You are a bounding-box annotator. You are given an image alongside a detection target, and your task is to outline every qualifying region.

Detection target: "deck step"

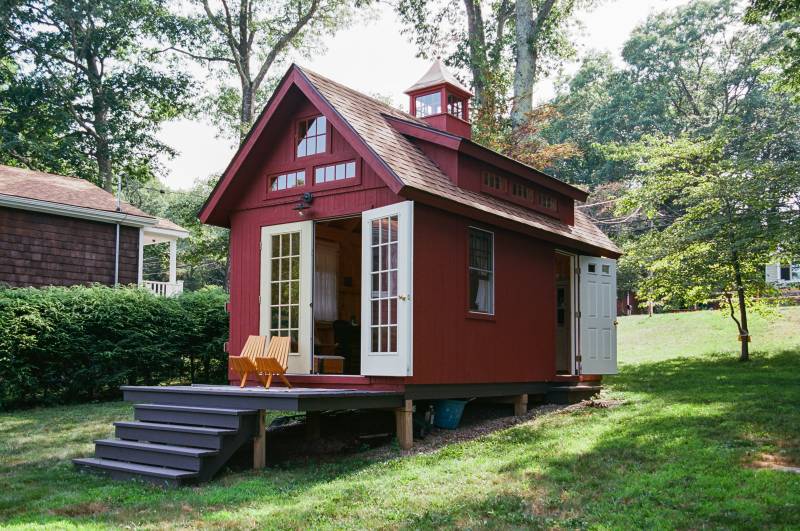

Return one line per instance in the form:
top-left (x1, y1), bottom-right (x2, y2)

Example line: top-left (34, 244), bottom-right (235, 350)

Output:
top-left (114, 421), bottom-right (235, 450)
top-left (134, 403), bottom-right (257, 429)
top-left (73, 457), bottom-right (198, 487)
top-left (94, 439), bottom-right (218, 472)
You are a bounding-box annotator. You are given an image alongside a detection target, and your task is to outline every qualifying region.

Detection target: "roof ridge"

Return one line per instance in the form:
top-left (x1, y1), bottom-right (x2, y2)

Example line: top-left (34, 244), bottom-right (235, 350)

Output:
top-left (295, 65), bottom-right (427, 125)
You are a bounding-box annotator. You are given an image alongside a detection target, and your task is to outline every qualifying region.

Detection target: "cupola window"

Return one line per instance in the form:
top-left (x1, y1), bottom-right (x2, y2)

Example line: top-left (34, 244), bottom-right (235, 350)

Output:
top-left (447, 94), bottom-right (464, 119)
top-left (415, 92), bottom-right (441, 118)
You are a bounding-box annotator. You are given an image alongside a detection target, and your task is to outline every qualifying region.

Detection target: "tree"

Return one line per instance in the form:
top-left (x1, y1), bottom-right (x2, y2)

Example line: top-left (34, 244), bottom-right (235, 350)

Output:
top-left (1, 0), bottom-right (194, 191)
top-left (607, 129), bottom-right (800, 362)
top-left (746, 0), bottom-right (800, 95)
top-left (545, 0), bottom-right (791, 184)
top-left (167, 0), bottom-right (369, 142)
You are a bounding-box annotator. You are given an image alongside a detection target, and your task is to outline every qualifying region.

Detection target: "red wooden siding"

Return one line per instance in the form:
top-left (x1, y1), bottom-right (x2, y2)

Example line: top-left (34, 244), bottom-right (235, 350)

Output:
top-left (410, 203), bottom-right (557, 384)
top-left (225, 94), bottom-right (400, 360)
top-left (0, 206), bottom-right (139, 287)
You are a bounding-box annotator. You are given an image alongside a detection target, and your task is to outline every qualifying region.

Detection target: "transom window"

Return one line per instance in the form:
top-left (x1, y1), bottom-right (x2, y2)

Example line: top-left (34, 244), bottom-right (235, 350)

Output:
top-left (415, 92), bottom-right (441, 118)
top-left (315, 160), bottom-right (356, 184)
top-left (447, 94), bottom-right (464, 119)
top-left (270, 170), bottom-right (305, 192)
top-left (370, 215), bottom-right (399, 353)
top-left (270, 232), bottom-right (300, 352)
top-left (469, 228), bottom-right (494, 314)
top-left (483, 172), bottom-right (506, 192)
top-left (297, 115), bottom-right (327, 158)
top-left (511, 182), bottom-right (533, 201)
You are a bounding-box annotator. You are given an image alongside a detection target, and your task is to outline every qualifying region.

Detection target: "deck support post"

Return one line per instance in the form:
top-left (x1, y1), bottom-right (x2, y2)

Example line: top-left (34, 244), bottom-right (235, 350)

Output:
top-left (513, 394), bottom-right (528, 417)
top-left (253, 410), bottom-right (266, 469)
top-left (395, 399), bottom-right (413, 450)
top-left (305, 411), bottom-right (321, 440)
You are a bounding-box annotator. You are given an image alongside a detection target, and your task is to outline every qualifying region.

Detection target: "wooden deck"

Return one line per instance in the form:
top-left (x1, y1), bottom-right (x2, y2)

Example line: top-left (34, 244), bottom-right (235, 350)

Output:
top-left (121, 384), bottom-right (405, 411)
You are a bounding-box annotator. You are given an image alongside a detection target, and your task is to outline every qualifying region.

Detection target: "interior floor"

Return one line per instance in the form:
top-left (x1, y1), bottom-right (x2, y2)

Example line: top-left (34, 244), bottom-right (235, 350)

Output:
top-left (313, 217), bottom-right (362, 375)
top-left (555, 253), bottom-right (573, 374)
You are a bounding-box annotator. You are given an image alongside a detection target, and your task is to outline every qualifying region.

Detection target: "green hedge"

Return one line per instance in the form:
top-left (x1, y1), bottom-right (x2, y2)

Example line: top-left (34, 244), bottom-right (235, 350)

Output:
top-left (0, 285), bottom-right (229, 410)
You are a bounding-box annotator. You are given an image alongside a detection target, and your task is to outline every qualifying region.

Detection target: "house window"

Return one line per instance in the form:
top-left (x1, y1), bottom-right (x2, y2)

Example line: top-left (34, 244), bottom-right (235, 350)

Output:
top-left (297, 115), bottom-right (327, 157)
top-left (447, 94), bottom-right (464, 119)
top-left (780, 265), bottom-right (791, 281)
top-left (511, 182), bottom-right (533, 202)
top-left (469, 228), bottom-right (494, 314)
top-left (483, 172), bottom-right (506, 192)
top-left (314, 160), bottom-right (356, 184)
top-left (415, 92), bottom-right (441, 118)
top-left (538, 192), bottom-right (557, 211)
top-left (270, 170), bottom-right (306, 192)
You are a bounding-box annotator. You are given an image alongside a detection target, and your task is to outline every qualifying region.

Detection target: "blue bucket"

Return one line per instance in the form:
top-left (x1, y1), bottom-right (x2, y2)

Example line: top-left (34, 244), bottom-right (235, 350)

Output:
top-left (433, 400), bottom-right (468, 429)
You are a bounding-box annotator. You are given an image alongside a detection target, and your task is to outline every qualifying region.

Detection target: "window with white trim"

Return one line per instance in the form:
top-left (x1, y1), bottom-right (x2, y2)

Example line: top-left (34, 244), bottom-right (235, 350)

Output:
top-left (297, 115), bottom-right (327, 157)
top-left (270, 170), bottom-right (305, 192)
top-left (314, 160), bottom-right (356, 184)
top-left (469, 228), bottom-right (494, 314)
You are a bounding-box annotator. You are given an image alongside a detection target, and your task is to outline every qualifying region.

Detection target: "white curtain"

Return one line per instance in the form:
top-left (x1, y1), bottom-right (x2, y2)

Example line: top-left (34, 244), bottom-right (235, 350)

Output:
top-left (314, 241), bottom-right (338, 321)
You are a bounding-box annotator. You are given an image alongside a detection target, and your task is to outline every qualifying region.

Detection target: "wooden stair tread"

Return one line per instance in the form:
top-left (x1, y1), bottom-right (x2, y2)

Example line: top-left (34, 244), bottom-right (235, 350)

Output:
top-left (94, 439), bottom-right (219, 457)
top-left (134, 404), bottom-right (258, 416)
top-left (73, 457), bottom-right (198, 479)
top-left (114, 421), bottom-right (236, 435)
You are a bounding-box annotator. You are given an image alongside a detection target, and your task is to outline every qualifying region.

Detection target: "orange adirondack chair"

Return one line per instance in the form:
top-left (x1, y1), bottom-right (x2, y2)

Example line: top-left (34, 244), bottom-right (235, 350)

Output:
top-left (229, 335), bottom-right (292, 389)
top-left (255, 336), bottom-right (292, 389)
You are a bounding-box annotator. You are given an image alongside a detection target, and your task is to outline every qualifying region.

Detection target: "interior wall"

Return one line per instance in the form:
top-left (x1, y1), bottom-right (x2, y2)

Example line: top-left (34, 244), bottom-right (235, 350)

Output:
top-left (313, 218), bottom-right (362, 374)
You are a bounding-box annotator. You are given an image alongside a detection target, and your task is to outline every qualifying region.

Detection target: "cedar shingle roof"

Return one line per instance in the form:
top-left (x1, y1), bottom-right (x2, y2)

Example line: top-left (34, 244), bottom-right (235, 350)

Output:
top-left (298, 67), bottom-right (620, 256)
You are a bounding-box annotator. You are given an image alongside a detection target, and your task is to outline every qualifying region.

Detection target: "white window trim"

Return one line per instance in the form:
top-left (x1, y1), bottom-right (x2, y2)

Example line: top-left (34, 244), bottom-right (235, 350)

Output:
top-left (468, 226), bottom-right (495, 316)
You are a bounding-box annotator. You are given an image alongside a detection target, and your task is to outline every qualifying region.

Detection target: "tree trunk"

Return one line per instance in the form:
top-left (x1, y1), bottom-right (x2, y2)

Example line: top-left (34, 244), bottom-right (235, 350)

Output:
top-left (512, 0), bottom-right (535, 129)
top-left (463, 0), bottom-right (487, 106)
top-left (240, 82), bottom-right (254, 143)
top-left (732, 251), bottom-right (750, 362)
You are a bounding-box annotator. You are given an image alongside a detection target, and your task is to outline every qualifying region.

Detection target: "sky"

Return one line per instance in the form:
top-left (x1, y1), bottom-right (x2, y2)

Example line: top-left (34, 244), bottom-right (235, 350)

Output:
top-left (157, 0), bottom-right (692, 190)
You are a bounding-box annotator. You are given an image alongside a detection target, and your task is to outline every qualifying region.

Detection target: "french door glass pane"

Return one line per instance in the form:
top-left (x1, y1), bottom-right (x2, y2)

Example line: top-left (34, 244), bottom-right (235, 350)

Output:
top-left (368, 214), bottom-right (399, 353)
top-left (270, 231), bottom-right (301, 354)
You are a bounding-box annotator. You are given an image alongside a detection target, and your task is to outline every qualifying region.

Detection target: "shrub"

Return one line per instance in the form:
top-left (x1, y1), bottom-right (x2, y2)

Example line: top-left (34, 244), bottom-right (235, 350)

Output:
top-left (0, 285), bottom-right (229, 410)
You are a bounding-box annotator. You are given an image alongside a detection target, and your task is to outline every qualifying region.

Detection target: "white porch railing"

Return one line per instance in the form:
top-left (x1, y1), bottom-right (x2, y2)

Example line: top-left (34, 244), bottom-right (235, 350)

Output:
top-left (143, 280), bottom-right (184, 297)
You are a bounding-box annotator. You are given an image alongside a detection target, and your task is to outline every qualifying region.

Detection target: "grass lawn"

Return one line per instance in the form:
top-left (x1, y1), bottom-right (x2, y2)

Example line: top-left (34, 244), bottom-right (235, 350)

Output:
top-left (1, 307), bottom-right (799, 529)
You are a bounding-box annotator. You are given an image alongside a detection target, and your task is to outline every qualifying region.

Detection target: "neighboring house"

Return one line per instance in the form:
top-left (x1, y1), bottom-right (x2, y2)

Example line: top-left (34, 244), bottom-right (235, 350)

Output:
top-left (200, 60), bottom-right (622, 385)
top-left (766, 263), bottom-right (800, 286)
top-left (0, 165), bottom-right (188, 295)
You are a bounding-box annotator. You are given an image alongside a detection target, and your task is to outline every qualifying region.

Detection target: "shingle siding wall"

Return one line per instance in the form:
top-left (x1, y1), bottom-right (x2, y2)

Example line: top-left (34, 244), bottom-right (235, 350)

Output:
top-left (0, 206), bottom-right (140, 288)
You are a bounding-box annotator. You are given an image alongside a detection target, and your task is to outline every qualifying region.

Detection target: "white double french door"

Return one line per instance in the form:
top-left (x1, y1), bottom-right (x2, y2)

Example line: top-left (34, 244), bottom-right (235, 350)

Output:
top-left (258, 201), bottom-right (414, 377)
top-left (260, 221), bottom-right (313, 374)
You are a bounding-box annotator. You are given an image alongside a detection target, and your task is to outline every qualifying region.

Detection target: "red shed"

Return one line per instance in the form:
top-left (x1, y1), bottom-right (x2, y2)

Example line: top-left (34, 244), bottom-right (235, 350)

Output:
top-left (199, 60), bottom-right (621, 399)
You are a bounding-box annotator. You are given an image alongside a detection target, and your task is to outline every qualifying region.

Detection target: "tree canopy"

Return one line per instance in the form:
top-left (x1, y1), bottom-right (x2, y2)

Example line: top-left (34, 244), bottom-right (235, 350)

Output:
top-left (1, 0), bottom-right (194, 190)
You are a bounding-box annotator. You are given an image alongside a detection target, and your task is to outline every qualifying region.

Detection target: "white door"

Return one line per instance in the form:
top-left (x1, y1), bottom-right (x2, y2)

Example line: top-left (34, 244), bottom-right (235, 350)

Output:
top-left (361, 201), bottom-right (414, 376)
top-left (578, 256), bottom-right (618, 374)
top-left (260, 221), bottom-right (313, 374)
